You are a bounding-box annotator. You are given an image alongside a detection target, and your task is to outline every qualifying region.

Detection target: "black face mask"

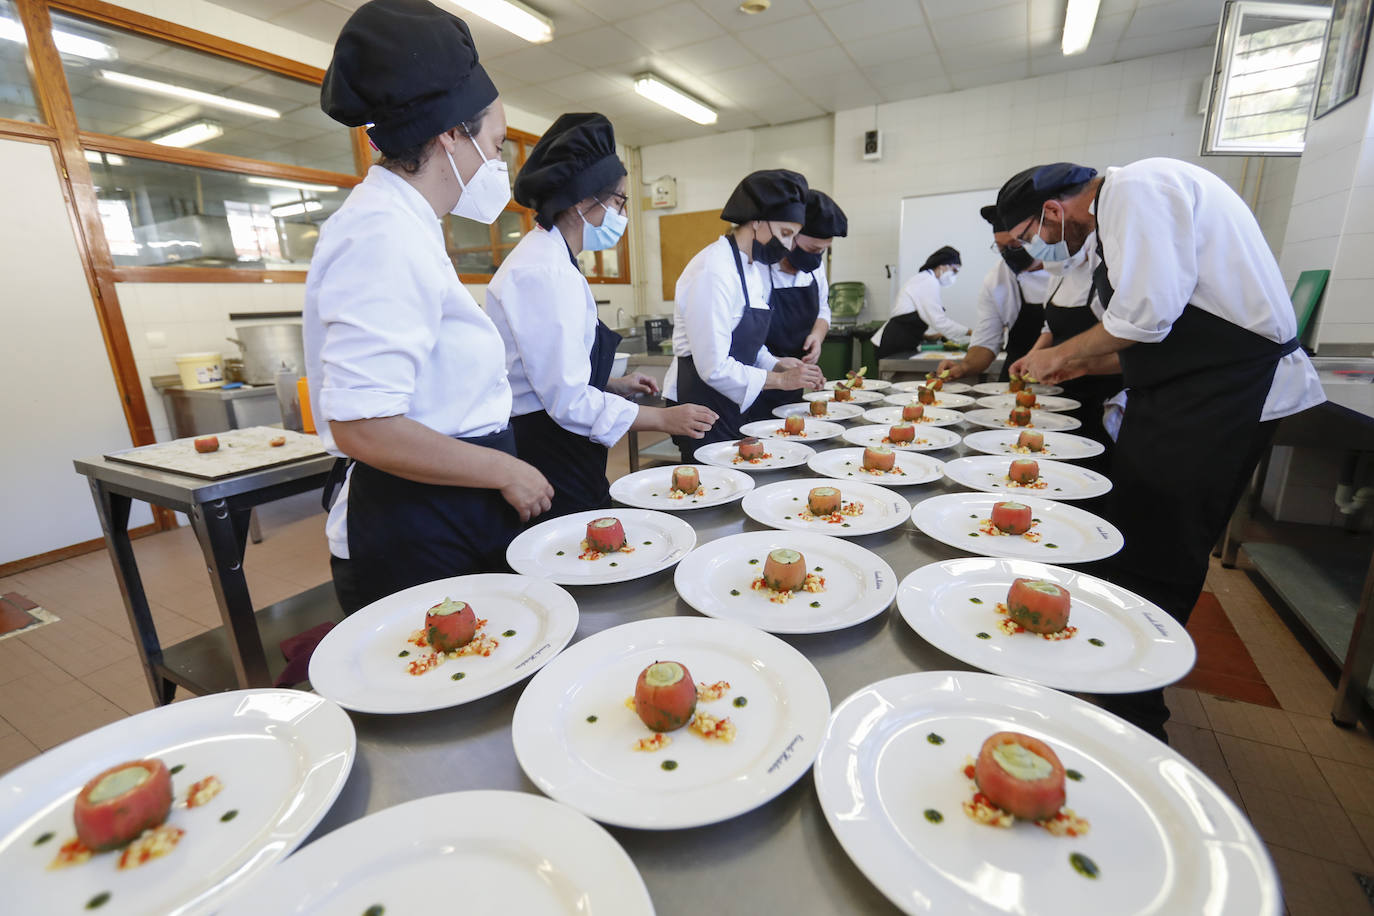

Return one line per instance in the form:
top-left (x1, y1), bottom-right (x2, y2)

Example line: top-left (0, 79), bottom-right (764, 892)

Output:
top-left (1000, 244), bottom-right (1035, 274)
top-left (751, 222), bottom-right (790, 265)
top-left (786, 246), bottom-right (823, 273)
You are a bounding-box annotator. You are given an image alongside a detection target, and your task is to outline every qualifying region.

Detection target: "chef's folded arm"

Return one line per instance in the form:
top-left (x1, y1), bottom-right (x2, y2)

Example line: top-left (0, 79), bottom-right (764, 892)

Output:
top-left (680, 268), bottom-right (769, 410)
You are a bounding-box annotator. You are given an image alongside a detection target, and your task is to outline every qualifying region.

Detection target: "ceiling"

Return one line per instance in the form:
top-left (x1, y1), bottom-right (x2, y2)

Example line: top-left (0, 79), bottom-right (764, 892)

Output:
top-left (216, 0), bottom-right (1236, 146)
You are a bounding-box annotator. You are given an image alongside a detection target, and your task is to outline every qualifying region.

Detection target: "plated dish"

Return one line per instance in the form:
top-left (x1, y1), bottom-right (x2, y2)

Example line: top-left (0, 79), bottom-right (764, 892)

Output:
top-left (609, 464), bottom-right (754, 511)
top-left (739, 417), bottom-right (846, 443)
top-left (693, 438), bottom-right (816, 471)
top-left (910, 492), bottom-right (1124, 564)
top-left (963, 408), bottom-right (1082, 432)
top-left (843, 424), bottom-right (962, 452)
top-left (506, 509), bottom-right (696, 585)
top-left (807, 447), bottom-right (944, 487)
top-left (941, 455), bottom-right (1112, 501)
top-left (961, 429), bottom-right (1106, 461)
top-left (742, 477), bottom-right (912, 537)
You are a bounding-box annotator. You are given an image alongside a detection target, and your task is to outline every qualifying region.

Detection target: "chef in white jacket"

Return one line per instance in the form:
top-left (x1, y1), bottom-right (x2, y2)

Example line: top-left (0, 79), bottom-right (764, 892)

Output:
top-left (1000, 157), bottom-right (1325, 741)
top-left (487, 112), bottom-right (715, 517)
top-left (873, 246), bottom-right (968, 358)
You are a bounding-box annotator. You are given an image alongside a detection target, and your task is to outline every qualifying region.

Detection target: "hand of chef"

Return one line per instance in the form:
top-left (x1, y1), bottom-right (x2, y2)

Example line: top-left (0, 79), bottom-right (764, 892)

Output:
top-left (801, 331), bottom-right (824, 364)
top-left (501, 459), bottom-right (554, 523)
top-left (936, 358), bottom-right (966, 379)
top-left (609, 372), bottom-right (660, 397)
top-left (662, 404), bottom-right (718, 439)
top-left (1013, 346), bottom-right (1070, 385)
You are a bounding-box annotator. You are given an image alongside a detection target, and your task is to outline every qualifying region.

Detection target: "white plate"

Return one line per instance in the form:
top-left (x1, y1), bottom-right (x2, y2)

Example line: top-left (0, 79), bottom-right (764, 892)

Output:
top-left (843, 424), bottom-right (962, 452)
top-left (0, 690), bottom-right (354, 916)
top-left (610, 464), bottom-right (754, 511)
top-left (674, 531), bottom-right (897, 634)
top-left (772, 401), bottom-right (866, 421)
top-left (942, 455), bottom-right (1112, 501)
top-left (896, 558), bottom-right (1196, 693)
top-left (742, 477), bottom-right (911, 537)
top-left (694, 438), bottom-right (816, 471)
top-left (882, 391), bottom-right (976, 410)
top-left (217, 791), bottom-right (654, 916)
top-left (814, 671), bottom-right (1277, 916)
top-left (512, 617), bottom-right (831, 830)
top-left (739, 417), bottom-right (846, 442)
top-left (862, 406), bottom-right (966, 428)
top-left (506, 509), bottom-right (697, 585)
top-left (971, 381), bottom-right (1064, 396)
top-left (808, 447), bottom-right (945, 487)
top-left (911, 492), bottom-right (1124, 563)
top-left (804, 388), bottom-right (884, 404)
top-left (975, 393), bottom-right (1082, 412)
top-left (963, 408), bottom-right (1082, 432)
top-left (961, 429), bottom-right (1106, 461)
top-left (892, 380), bottom-right (972, 394)
top-left (825, 377), bottom-right (892, 391)
top-left (308, 574), bottom-right (579, 714)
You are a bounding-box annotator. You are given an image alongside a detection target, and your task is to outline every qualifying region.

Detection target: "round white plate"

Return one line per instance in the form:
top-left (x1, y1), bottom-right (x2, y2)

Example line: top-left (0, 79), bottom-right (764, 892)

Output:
top-left (674, 531), bottom-right (897, 634)
top-left (309, 574), bottom-right (579, 714)
top-left (962, 429), bottom-right (1106, 461)
top-left (814, 672), bottom-right (1278, 916)
top-left (512, 617), bottom-right (831, 830)
top-left (0, 690), bottom-right (354, 916)
top-left (843, 424), bottom-right (962, 452)
top-left (971, 381), bottom-right (1064, 396)
top-left (772, 401), bottom-right (866, 422)
top-left (862, 406), bottom-right (966, 428)
top-left (897, 558), bottom-right (1196, 693)
top-left (892, 380), bottom-right (972, 394)
top-left (506, 509), bottom-right (696, 585)
top-left (217, 791), bottom-right (654, 916)
top-left (911, 492), bottom-right (1123, 564)
top-left (883, 391), bottom-right (976, 410)
top-left (942, 455), bottom-right (1112, 501)
top-left (694, 438), bottom-right (816, 471)
top-left (742, 477), bottom-right (911, 537)
top-left (610, 464), bottom-right (754, 511)
top-left (975, 393), bottom-right (1082, 412)
top-left (740, 417), bottom-right (845, 442)
top-left (963, 408), bottom-right (1082, 432)
top-left (808, 447), bottom-right (945, 487)
top-left (825, 377), bottom-right (892, 391)
top-left (805, 388), bottom-right (884, 405)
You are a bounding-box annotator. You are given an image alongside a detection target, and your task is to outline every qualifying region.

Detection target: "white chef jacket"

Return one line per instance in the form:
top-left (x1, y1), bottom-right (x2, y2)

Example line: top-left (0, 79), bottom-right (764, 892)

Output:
top-left (664, 235), bottom-right (780, 411)
top-left (486, 226), bottom-right (639, 447)
top-left (1095, 159), bottom-right (1323, 421)
top-left (304, 165), bottom-right (513, 559)
top-left (969, 262), bottom-right (1052, 353)
top-left (1039, 233), bottom-right (1104, 332)
top-left (873, 269), bottom-right (969, 347)
top-left (768, 259), bottom-right (832, 326)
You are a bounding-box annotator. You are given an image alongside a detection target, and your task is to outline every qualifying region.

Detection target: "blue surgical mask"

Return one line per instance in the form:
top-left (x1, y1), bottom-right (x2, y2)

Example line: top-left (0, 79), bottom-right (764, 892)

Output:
top-left (581, 199), bottom-right (627, 251)
top-left (1025, 206), bottom-right (1070, 262)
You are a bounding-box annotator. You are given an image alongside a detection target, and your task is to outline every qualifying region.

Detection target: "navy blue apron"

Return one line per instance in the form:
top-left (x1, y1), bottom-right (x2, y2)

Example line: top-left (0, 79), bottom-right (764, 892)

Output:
top-left (671, 236), bottom-right (773, 460)
top-left (1043, 279), bottom-right (1122, 469)
top-left (874, 288), bottom-right (930, 360)
top-left (511, 317), bottom-right (621, 519)
top-left (997, 278), bottom-right (1045, 382)
top-left (747, 272), bottom-right (820, 421)
top-left (339, 427), bottom-right (523, 614)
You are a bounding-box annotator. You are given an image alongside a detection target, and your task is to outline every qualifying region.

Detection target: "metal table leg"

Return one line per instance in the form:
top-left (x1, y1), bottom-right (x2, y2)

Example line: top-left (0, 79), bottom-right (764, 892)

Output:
top-left (189, 497), bottom-right (271, 688)
top-left (249, 508), bottom-right (263, 544)
top-left (1333, 544), bottom-right (1374, 725)
top-left (88, 480), bottom-right (176, 706)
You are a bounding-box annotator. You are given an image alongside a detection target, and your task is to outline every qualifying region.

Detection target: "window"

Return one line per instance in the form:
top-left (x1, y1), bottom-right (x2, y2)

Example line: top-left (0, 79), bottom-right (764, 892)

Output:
top-left (1202, 1), bottom-right (1333, 156)
top-left (0, 0), bottom-right (43, 124)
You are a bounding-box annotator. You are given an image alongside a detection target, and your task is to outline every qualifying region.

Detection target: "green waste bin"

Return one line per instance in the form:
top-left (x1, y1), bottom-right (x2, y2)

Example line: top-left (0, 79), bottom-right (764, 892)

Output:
top-left (818, 336), bottom-right (850, 380)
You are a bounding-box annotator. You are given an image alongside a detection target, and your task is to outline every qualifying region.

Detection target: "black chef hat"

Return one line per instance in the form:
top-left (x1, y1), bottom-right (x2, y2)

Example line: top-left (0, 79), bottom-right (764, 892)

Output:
top-left (720, 169), bottom-right (808, 225)
top-left (321, 0), bottom-right (499, 157)
top-left (514, 113), bottom-right (626, 229)
top-left (919, 246), bottom-right (961, 272)
top-left (980, 204), bottom-right (1006, 233)
top-left (996, 162), bottom-right (1098, 232)
top-left (802, 190), bottom-right (847, 239)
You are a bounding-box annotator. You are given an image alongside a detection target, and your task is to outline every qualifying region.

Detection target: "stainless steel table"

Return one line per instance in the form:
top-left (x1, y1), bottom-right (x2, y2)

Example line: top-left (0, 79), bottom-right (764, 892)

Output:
top-left (310, 432), bottom-right (992, 916)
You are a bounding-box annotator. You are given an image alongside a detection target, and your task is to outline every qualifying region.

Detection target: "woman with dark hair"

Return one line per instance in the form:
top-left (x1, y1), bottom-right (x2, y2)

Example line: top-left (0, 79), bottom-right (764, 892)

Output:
top-left (873, 245), bottom-right (968, 359)
top-left (486, 113), bottom-right (716, 517)
top-left (304, 0), bottom-right (553, 614)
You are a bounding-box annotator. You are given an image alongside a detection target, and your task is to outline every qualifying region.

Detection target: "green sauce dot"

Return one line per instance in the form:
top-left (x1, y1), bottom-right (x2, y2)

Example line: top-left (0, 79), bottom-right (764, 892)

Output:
top-left (809, 601), bottom-right (821, 608)
top-left (1088, 638), bottom-right (1104, 647)
top-left (976, 632), bottom-right (991, 639)
top-left (926, 732), bottom-right (944, 745)
top-left (969, 513), bottom-right (978, 519)
top-left (220, 809), bottom-right (238, 822)
top-left (968, 532), bottom-right (980, 538)
top-left (749, 558), bottom-right (760, 564)
top-left (1066, 769), bottom-right (1083, 781)
top-left (729, 589), bottom-right (740, 596)
top-left (661, 760), bottom-right (678, 771)
top-left (969, 597), bottom-right (983, 604)
top-left (733, 696), bottom-right (748, 707)
top-left (814, 566), bottom-right (823, 572)
top-left (924, 809), bottom-right (944, 824)
top-left (609, 562), bottom-right (618, 567)
top-left (33, 831), bottom-right (53, 846)
top-left (502, 629), bottom-right (516, 637)
top-left (643, 540), bottom-right (652, 545)
top-left (1070, 852), bottom-right (1099, 879)
top-left (169, 764), bottom-right (185, 776)
top-left (1046, 543), bottom-right (1059, 549)
top-left (556, 550), bottom-right (565, 556)
top-left (586, 715), bottom-right (598, 723)
top-left (86, 892), bottom-right (111, 910)
top-left (398, 650), bottom-right (410, 658)
top-left (364, 906), bottom-right (386, 916)
top-left (451, 672), bottom-right (465, 681)
top-left (842, 523), bottom-right (851, 527)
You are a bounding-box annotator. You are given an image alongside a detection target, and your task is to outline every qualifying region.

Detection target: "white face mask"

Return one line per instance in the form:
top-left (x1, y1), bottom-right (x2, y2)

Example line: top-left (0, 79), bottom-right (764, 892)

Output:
top-left (447, 132), bottom-right (510, 224)
top-left (938, 268), bottom-right (958, 288)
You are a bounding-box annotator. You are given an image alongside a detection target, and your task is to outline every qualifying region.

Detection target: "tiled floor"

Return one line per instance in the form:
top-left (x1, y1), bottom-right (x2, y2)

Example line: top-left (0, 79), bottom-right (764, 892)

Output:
top-left (2, 434), bottom-right (1373, 914)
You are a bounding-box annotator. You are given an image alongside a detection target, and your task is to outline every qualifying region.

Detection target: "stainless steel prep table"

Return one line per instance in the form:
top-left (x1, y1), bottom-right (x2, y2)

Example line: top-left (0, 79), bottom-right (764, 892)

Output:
top-left (72, 452), bottom-right (340, 704)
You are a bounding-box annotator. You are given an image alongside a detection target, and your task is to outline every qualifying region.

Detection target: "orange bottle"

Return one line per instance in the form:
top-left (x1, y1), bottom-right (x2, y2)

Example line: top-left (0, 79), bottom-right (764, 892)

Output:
top-left (297, 376), bottom-right (316, 434)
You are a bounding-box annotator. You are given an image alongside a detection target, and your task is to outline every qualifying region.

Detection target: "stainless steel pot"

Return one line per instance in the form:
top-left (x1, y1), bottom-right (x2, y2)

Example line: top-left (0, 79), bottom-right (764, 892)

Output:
top-left (227, 323), bottom-right (305, 386)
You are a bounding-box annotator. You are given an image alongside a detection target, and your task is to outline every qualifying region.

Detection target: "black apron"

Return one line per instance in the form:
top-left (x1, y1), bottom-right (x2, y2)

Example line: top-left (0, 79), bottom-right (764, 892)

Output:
top-left (997, 277), bottom-right (1045, 382)
top-left (1042, 278), bottom-right (1122, 465)
top-left (671, 236), bottom-right (773, 460)
top-left (511, 319), bottom-right (621, 519)
top-left (747, 273), bottom-right (820, 421)
top-left (340, 427), bottom-right (523, 614)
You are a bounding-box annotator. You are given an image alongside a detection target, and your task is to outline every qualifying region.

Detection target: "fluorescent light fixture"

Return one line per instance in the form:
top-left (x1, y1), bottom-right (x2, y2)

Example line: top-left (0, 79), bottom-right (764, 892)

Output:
top-left (0, 19), bottom-right (117, 60)
top-left (271, 200), bottom-right (324, 218)
top-left (634, 74), bottom-right (717, 125)
top-left (442, 0), bottom-right (552, 44)
top-left (1062, 0), bottom-right (1101, 56)
top-left (84, 150), bottom-right (125, 166)
top-left (247, 177), bottom-right (339, 193)
top-left (99, 70), bottom-right (281, 119)
top-left (150, 120), bottom-right (223, 148)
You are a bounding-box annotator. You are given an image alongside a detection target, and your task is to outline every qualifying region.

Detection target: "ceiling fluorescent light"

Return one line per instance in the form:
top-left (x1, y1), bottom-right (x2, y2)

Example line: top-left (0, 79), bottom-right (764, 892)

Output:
top-left (150, 120), bottom-right (223, 148)
top-left (99, 70), bottom-right (281, 119)
top-left (442, 0), bottom-right (552, 44)
top-left (0, 19), bottom-right (117, 60)
top-left (247, 177), bottom-right (340, 193)
top-left (634, 74), bottom-right (717, 125)
top-left (271, 200), bottom-right (324, 218)
top-left (1062, 0), bottom-right (1101, 56)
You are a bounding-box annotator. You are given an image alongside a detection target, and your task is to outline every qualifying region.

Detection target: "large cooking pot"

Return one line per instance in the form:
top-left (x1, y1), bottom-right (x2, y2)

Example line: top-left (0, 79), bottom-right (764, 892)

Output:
top-left (227, 323), bottom-right (305, 386)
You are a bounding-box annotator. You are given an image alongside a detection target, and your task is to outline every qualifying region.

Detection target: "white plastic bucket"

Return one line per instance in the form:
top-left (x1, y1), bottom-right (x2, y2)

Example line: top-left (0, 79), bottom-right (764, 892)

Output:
top-left (175, 351), bottom-right (224, 389)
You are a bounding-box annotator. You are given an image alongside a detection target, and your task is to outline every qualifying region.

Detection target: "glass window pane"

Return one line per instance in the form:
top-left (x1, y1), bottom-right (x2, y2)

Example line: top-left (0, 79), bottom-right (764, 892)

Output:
top-left (49, 10), bottom-right (354, 174)
top-left (87, 153), bottom-right (349, 268)
top-left (0, 0), bottom-right (43, 124)
top-left (496, 209), bottom-right (524, 246)
top-left (444, 215), bottom-right (495, 274)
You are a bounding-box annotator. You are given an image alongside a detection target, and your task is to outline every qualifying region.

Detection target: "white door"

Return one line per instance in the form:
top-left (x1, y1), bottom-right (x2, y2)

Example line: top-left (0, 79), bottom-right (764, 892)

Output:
top-left (896, 187), bottom-right (1001, 332)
